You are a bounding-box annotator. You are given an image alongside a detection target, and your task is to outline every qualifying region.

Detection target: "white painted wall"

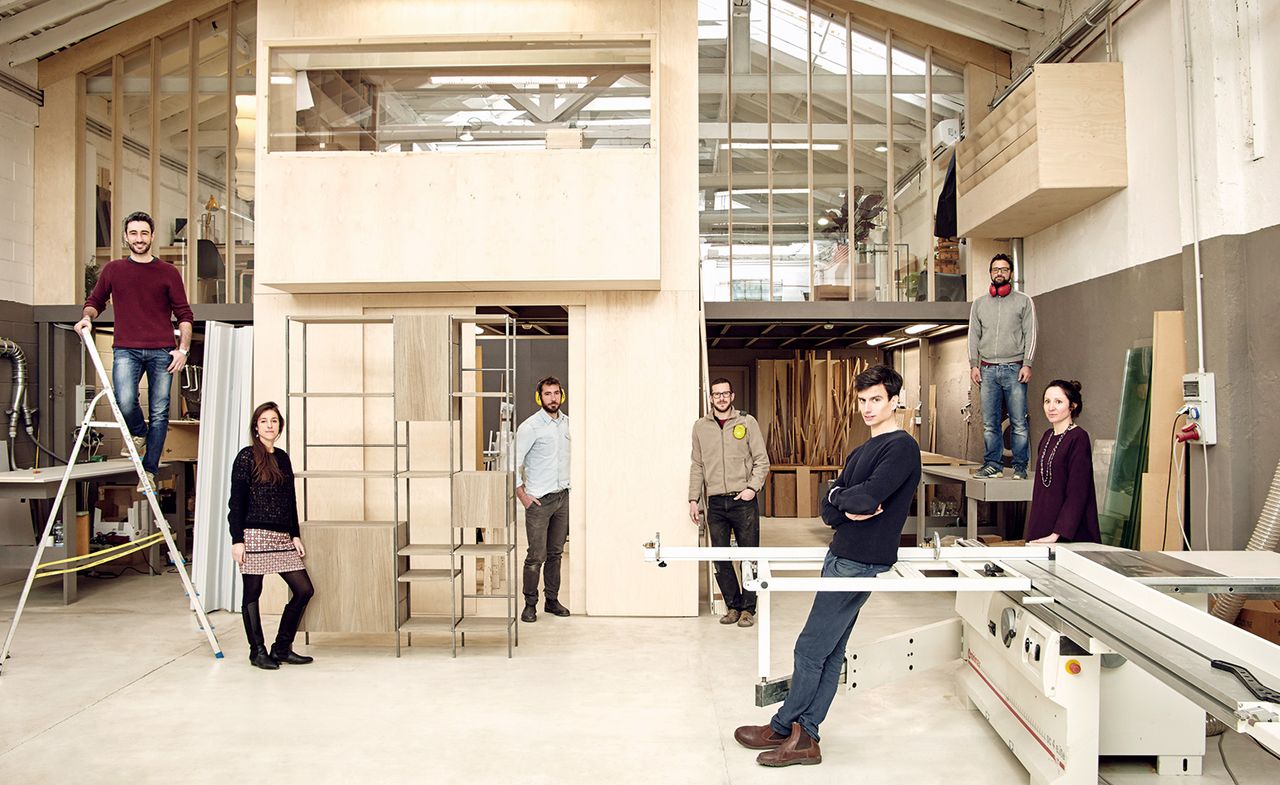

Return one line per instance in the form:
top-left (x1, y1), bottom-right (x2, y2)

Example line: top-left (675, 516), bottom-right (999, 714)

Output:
top-left (1022, 0), bottom-right (1181, 295)
top-left (0, 64), bottom-right (38, 304)
top-left (1022, 0), bottom-right (1280, 296)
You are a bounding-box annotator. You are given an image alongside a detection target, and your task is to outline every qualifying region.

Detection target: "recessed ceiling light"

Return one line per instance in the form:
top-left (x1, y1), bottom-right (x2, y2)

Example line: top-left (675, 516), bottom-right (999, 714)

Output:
top-left (904, 323), bottom-right (938, 335)
top-left (874, 144), bottom-right (888, 153)
top-left (822, 323), bottom-right (833, 330)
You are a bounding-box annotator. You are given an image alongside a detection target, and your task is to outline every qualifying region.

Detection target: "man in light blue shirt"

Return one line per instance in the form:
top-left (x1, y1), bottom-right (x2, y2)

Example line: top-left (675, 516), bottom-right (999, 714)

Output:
top-left (515, 376), bottom-right (571, 623)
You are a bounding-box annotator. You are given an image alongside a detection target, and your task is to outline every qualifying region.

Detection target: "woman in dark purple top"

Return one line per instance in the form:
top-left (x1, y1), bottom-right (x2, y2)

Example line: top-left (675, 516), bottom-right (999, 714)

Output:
top-left (1026, 380), bottom-right (1101, 544)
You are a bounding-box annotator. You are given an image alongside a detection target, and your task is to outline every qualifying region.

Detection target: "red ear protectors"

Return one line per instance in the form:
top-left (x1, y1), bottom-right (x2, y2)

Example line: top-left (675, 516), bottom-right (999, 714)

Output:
top-left (990, 282), bottom-right (1012, 297)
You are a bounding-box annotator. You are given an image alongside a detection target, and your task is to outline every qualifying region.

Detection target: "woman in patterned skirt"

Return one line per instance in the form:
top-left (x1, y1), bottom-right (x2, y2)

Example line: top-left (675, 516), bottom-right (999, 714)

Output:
top-left (1026, 380), bottom-right (1101, 544)
top-left (229, 401), bottom-right (315, 669)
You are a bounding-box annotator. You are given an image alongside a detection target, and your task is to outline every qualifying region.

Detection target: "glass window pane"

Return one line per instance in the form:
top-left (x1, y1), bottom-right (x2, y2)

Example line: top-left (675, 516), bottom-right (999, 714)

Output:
top-left (195, 10), bottom-right (230, 303)
top-left (120, 48), bottom-right (151, 246)
top-left (234, 0), bottom-right (257, 303)
top-left (698, 0), bottom-right (729, 301)
top-left (85, 61), bottom-right (114, 270)
top-left (157, 29), bottom-right (190, 267)
top-left (891, 40), bottom-right (928, 303)
top-left (850, 26), bottom-right (889, 301)
top-left (268, 40), bottom-right (652, 153)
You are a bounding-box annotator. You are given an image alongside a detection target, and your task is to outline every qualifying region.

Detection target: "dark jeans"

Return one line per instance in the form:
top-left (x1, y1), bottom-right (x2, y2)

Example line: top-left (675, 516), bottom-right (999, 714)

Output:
top-left (706, 494), bottom-right (760, 613)
top-left (770, 551), bottom-right (891, 742)
top-left (112, 348), bottom-right (173, 475)
top-left (523, 489), bottom-right (569, 605)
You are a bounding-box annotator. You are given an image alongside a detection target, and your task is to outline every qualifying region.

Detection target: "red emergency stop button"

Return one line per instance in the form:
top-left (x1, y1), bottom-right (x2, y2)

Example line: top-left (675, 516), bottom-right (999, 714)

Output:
top-left (1065, 660), bottom-right (1082, 675)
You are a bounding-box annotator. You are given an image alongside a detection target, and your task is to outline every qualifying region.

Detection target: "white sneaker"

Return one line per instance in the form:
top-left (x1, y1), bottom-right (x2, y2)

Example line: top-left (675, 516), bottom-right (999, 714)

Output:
top-left (137, 471), bottom-right (156, 493)
top-left (121, 435), bottom-right (146, 458)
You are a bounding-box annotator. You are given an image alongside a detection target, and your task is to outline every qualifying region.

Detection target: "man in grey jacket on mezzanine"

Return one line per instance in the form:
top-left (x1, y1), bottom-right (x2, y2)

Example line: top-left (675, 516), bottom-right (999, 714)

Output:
top-left (968, 253), bottom-right (1037, 480)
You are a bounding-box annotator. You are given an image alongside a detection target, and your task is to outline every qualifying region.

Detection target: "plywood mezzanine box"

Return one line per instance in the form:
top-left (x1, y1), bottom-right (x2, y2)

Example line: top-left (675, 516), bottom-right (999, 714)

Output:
top-left (957, 63), bottom-right (1126, 239)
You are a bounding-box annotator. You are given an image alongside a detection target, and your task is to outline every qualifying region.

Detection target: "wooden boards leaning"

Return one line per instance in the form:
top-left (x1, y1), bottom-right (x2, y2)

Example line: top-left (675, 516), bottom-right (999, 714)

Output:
top-left (755, 351), bottom-right (870, 467)
top-left (1139, 310), bottom-right (1186, 551)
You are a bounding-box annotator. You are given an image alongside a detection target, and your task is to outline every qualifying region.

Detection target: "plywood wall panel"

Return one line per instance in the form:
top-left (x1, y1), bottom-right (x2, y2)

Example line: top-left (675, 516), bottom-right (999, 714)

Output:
top-left (393, 314), bottom-right (452, 422)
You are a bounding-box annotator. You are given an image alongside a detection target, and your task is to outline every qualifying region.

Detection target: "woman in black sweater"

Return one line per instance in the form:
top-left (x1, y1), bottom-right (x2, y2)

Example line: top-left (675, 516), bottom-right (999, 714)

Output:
top-left (1026, 380), bottom-right (1101, 544)
top-left (229, 401), bottom-right (315, 669)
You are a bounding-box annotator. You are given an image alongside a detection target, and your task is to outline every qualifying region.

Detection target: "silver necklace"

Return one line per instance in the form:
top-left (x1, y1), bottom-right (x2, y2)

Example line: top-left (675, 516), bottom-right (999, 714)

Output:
top-left (1039, 423), bottom-right (1075, 488)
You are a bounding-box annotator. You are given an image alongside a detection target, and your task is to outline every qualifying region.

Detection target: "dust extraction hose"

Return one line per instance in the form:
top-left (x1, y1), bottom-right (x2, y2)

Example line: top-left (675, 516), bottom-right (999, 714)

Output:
top-left (0, 337), bottom-right (65, 468)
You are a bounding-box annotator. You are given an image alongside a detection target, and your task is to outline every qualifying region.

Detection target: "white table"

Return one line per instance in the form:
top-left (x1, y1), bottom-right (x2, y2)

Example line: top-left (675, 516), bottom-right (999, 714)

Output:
top-left (0, 460), bottom-right (181, 603)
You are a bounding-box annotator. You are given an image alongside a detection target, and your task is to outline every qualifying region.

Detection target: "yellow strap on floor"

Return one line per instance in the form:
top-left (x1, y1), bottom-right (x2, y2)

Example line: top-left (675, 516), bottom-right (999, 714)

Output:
top-left (35, 533), bottom-right (166, 577)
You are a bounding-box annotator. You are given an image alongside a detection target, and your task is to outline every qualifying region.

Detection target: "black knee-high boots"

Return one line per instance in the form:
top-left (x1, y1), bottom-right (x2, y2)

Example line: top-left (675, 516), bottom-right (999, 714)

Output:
top-left (241, 602), bottom-right (280, 670)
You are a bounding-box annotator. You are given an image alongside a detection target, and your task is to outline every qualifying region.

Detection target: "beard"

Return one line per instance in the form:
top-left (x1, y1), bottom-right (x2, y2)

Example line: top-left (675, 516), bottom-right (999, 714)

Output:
top-left (128, 238), bottom-right (153, 256)
top-left (541, 401), bottom-right (560, 414)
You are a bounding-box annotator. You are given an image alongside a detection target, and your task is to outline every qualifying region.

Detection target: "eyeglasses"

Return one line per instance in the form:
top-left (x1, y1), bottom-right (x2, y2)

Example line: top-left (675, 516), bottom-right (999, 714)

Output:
top-left (991, 266), bottom-right (1012, 273)
top-left (710, 391), bottom-right (733, 399)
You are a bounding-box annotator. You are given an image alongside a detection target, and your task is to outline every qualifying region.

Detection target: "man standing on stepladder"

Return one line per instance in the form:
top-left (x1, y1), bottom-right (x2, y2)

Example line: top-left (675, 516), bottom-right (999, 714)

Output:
top-left (734, 365), bottom-right (920, 767)
top-left (75, 211), bottom-right (193, 492)
top-left (688, 377), bottom-right (770, 628)
top-left (515, 376), bottom-right (571, 624)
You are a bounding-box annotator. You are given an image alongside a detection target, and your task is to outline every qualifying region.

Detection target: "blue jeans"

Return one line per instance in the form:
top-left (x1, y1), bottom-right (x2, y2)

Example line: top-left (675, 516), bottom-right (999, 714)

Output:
top-left (112, 348), bottom-right (173, 475)
top-left (770, 551), bottom-right (891, 741)
top-left (980, 362), bottom-right (1030, 472)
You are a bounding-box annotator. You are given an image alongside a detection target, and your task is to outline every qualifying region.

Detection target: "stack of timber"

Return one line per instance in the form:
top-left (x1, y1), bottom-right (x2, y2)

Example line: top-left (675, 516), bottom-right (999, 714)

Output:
top-left (756, 352), bottom-right (871, 517)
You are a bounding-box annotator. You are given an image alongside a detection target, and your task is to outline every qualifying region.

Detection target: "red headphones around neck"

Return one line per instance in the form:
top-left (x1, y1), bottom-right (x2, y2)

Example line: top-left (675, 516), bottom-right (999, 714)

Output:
top-left (989, 281), bottom-right (1013, 297)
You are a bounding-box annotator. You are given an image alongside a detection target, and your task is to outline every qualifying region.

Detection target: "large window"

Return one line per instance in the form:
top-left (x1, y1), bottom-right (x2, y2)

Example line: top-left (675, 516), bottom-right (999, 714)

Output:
top-left (83, 1), bottom-right (257, 304)
top-left (267, 39), bottom-right (653, 153)
top-left (699, 0), bottom-right (965, 302)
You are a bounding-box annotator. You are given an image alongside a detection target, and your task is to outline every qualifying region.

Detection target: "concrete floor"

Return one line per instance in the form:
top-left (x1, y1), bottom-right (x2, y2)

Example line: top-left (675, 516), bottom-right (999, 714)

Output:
top-left (1, 518), bottom-right (1276, 784)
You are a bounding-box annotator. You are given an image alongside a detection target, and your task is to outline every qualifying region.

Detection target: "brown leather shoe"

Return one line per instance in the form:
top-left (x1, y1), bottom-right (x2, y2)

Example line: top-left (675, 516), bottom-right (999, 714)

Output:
top-left (734, 724), bottom-right (788, 750)
top-left (719, 608), bottom-right (741, 625)
top-left (737, 610), bottom-right (755, 628)
top-left (756, 723), bottom-right (821, 767)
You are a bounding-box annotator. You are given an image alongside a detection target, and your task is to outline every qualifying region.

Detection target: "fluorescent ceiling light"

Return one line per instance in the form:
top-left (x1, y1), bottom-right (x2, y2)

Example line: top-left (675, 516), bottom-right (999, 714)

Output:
top-left (904, 323), bottom-right (938, 335)
top-left (714, 188), bottom-right (809, 196)
top-left (269, 74), bottom-right (294, 85)
top-left (722, 143), bottom-right (841, 151)
top-left (866, 336), bottom-right (894, 346)
top-left (874, 144), bottom-right (888, 153)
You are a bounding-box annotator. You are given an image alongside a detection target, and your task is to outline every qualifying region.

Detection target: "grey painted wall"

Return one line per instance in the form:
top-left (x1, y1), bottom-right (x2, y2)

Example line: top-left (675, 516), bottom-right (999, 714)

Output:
top-left (1182, 229), bottom-right (1280, 549)
top-left (1030, 253), bottom-right (1184, 444)
top-left (0, 300), bottom-right (38, 469)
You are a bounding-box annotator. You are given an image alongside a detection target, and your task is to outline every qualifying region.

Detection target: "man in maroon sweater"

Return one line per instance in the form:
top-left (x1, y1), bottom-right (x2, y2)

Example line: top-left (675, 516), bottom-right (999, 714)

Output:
top-left (75, 212), bottom-right (194, 491)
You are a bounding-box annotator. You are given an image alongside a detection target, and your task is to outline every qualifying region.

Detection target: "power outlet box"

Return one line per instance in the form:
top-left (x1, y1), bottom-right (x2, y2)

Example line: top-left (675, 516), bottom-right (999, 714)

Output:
top-left (1181, 372), bottom-right (1217, 445)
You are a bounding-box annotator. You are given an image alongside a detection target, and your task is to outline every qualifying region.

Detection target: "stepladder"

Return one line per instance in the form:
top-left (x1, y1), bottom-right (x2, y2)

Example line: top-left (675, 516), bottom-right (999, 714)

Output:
top-left (0, 328), bottom-right (223, 675)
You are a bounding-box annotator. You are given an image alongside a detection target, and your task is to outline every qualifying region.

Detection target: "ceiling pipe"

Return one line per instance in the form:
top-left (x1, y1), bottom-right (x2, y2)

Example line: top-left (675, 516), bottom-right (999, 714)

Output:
top-left (989, 0), bottom-right (1122, 112)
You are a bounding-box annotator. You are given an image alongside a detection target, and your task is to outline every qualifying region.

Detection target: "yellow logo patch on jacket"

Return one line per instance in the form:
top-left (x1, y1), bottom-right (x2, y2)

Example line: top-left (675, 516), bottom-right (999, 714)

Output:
top-left (733, 423), bottom-right (747, 440)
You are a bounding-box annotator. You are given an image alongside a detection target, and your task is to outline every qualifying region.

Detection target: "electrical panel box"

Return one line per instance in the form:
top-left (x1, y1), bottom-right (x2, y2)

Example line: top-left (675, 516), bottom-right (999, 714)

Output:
top-left (1181, 372), bottom-right (1217, 445)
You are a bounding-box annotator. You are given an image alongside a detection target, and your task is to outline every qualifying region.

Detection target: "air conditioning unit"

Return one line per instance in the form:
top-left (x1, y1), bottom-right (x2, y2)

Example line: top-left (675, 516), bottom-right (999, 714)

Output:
top-left (931, 117), bottom-right (962, 158)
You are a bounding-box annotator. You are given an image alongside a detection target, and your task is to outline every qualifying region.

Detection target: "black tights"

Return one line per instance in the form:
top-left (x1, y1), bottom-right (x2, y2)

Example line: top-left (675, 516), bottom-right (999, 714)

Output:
top-left (242, 569), bottom-right (314, 648)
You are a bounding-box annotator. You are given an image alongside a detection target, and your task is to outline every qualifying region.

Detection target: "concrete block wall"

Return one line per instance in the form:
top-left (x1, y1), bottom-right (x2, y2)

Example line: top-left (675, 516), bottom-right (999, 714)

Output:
top-left (0, 65), bottom-right (37, 306)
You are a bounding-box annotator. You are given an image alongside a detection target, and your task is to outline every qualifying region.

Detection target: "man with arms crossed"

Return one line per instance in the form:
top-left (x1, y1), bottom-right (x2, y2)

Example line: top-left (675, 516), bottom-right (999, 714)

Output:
top-left (515, 376), bottom-right (571, 623)
top-left (734, 365), bottom-right (920, 767)
top-left (75, 211), bottom-right (193, 492)
top-left (688, 378), bottom-right (770, 627)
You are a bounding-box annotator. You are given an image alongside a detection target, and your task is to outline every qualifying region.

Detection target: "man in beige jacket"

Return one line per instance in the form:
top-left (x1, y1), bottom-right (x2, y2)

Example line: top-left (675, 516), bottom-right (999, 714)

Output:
top-left (689, 378), bottom-right (771, 627)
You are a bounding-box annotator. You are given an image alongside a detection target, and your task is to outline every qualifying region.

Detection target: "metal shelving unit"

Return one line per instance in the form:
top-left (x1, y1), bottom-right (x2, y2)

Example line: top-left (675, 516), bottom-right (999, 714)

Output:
top-left (286, 315), bottom-right (406, 653)
top-left (285, 314), bottom-right (517, 658)
top-left (426, 314), bottom-right (518, 656)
